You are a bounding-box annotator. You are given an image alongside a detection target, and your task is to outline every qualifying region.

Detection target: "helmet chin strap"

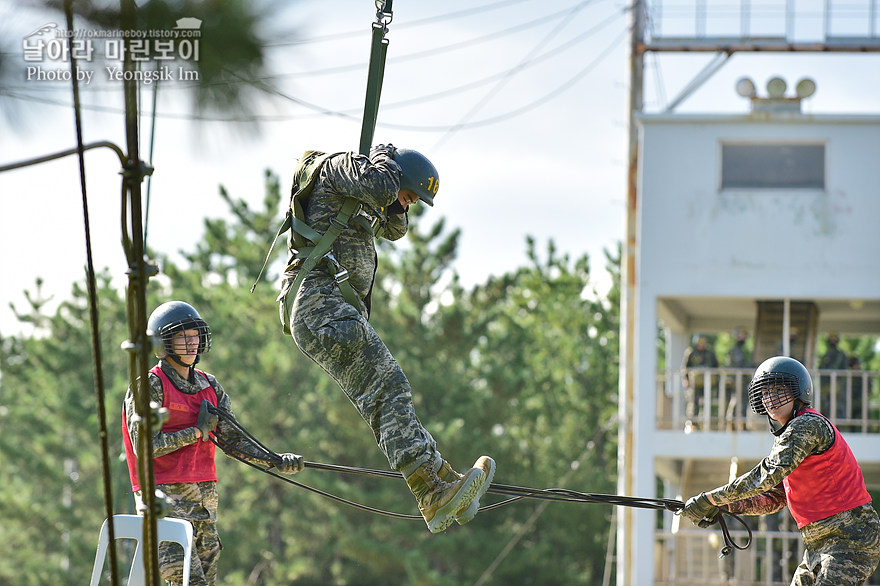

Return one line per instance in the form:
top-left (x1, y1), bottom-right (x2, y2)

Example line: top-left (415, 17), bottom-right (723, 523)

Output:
top-left (166, 352), bottom-right (200, 369)
top-left (768, 415), bottom-right (785, 435)
top-left (768, 400), bottom-right (805, 435)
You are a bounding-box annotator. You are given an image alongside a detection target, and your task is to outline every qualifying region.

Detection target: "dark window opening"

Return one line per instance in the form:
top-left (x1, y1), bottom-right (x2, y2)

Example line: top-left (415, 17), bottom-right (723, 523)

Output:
top-left (721, 143), bottom-right (825, 189)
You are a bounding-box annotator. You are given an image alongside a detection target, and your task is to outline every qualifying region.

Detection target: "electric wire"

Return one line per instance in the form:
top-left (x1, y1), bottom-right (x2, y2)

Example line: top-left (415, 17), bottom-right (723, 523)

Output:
top-left (267, 0), bottom-right (535, 47)
top-left (4, 3), bottom-right (613, 97)
top-left (0, 6), bottom-right (622, 124)
top-left (385, 24), bottom-right (628, 133)
top-left (0, 0), bottom-right (611, 87)
top-left (0, 0), bottom-right (627, 132)
top-left (266, 2), bottom-right (592, 79)
top-left (433, 0), bottom-right (599, 149)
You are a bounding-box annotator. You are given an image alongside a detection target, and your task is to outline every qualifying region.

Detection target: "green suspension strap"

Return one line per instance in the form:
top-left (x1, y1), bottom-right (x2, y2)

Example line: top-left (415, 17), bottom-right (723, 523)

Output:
top-left (255, 1), bottom-right (394, 331)
top-left (359, 0), bottom-right (393, 156)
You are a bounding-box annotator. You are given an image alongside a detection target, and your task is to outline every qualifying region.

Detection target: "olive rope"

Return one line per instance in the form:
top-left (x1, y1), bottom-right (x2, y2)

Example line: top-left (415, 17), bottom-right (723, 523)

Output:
top-left (207, 405), bottom-right (751, 556)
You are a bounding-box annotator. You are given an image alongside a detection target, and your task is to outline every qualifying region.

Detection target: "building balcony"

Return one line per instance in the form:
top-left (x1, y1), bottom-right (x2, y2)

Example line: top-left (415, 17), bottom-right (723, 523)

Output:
top-left (655, 527), bottom-right (880, 585)
top-left (658, 367), bottom-right (880, 434)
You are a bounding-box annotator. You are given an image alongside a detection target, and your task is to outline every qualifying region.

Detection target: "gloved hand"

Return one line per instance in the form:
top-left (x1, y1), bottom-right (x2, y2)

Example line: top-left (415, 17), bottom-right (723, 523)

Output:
top-left (276, 453), bottom-right (304, 475)
top-left (196, 400), bottom-right (218, 442)
top-left (682, 492), bottom-right (721, 527)
top-left (370, 143), bottom-right (395, 159)
top-left (386, 200), bottom-right (407, 215)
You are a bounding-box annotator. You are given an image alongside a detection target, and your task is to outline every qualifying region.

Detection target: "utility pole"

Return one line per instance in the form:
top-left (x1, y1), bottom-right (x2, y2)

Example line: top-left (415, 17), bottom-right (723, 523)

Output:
top-left (618, 0), bottom-right (643, 584)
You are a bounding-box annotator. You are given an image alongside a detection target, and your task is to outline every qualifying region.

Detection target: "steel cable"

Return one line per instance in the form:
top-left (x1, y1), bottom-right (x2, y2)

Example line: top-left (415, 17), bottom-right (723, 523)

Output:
top-left (208, 404), bottom-right (751, 556)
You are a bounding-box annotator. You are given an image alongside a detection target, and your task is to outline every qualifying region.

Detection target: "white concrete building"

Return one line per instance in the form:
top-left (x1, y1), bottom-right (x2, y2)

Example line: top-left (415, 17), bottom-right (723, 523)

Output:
top-left (625, 87), bottom-right (880, 585)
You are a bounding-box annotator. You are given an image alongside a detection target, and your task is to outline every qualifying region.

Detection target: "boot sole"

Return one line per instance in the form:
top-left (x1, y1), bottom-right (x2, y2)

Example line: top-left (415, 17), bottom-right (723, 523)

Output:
top-left (456, 457), bottom-right (496, 525)
top-left (426, 468), bottom-right (486, 533)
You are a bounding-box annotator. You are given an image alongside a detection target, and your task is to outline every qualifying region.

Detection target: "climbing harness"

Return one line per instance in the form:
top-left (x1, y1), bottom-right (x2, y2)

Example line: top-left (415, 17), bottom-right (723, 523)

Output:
top-left (251, 0), bottom-right (395, 320)
top-left (207, 405), bottom-right (752, 558)
top-left (251, 150), bottom-right (384, 332)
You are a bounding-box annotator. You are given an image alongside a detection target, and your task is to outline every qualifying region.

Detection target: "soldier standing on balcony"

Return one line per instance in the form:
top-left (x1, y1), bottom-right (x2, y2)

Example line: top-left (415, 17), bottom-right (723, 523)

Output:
top-left (726, 327), bottom-right (752, 429)
top-left (728, 327), bottom-right (751, 370)
top-left (681, 334), bottom-right (719, 429)
top-left (818, 333), bottom-right (849, 419)
top-left (819, 333), bottom-right (849, 370)
top-left (681, 356), bottom-right (880, 586)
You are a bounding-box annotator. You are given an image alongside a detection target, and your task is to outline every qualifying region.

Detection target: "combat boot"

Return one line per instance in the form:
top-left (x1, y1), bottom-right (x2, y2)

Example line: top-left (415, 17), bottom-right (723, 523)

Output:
top-left (438, 457), bottom-right (496, 524)
top-left (405, 456), bottom-right (493, 533)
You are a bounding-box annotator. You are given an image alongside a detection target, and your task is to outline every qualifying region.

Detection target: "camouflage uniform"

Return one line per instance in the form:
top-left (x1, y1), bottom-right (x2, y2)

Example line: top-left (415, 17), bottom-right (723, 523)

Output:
top-left (707, 411), bottom-right (880, 586)
top-left (280, 145), bottom-right (440, 474)
top-left (818, 338), bottom-right (849, 417)
top-left (726, 338), bottom-right (752, 425)
top-left (728, 341), bottom-right (750, 369)
top-left (123, 361), bottom-right (273, 586)
top-left (682, 341), bottom-right (719, 423)
top-left (819, 343), bottom-right (848, 371)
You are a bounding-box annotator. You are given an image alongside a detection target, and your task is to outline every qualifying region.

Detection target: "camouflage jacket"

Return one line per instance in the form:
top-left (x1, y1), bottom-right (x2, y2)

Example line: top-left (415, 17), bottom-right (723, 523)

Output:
top-left (283, 145), bottom-right (408, 309)
top-left (727, 342), bottom-right (750, 368)
top-left (819, 347), bottom-right (848, 370)
top-left (708, 411), bottom-right (840, 519)
top-left (683, 348), bottom-right (719, 369)
top-left (123, 360), bottom-right (273, 467)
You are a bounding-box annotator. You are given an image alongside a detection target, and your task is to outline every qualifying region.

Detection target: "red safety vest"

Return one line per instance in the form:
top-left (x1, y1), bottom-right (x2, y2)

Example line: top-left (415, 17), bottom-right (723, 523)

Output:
top-left (123, 365), bottom-right (218, 492)
top-left (783, 408), bottom-right (871, 528)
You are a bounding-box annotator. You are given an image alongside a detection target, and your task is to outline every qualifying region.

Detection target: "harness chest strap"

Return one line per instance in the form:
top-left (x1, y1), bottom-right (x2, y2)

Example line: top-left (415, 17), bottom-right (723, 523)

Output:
top-left (250, 151), bottom-right (384, 332)
top-left (251, 151), bottom-right (341, 294)
top-left (280, 196), bottom-right (363, 304)
top-left (276, 197), bottom-right (368, 334)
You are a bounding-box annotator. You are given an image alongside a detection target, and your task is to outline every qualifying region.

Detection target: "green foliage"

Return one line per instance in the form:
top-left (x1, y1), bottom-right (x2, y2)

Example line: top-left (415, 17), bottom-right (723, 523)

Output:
top-left (0, 271), bottom-right (132, 584)
top-left (0, 170), bottom-right (621, 584)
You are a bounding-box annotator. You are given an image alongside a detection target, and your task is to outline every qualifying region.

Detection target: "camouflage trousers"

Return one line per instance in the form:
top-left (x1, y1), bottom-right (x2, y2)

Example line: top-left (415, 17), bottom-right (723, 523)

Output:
top-left (791, 503), bottom-right (880, 586)
top-left (152, 481), bottom-right (221, 586)
top-left (290, 274), bottom-right (439, 473)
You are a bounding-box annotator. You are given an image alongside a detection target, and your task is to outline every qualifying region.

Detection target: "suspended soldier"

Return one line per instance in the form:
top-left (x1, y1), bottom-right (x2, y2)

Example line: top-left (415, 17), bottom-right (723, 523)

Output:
top-left (276, 144), bottom-right (495, 533)
top-left (681, 356), bottom-right (880, 586)
top-left (123, 301), bottom-right (304, 586)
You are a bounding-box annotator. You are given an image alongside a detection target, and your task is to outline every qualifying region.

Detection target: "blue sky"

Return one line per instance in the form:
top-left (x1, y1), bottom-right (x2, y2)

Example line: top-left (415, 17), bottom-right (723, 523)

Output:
top-left (1, 0), bottom-right (878, 335)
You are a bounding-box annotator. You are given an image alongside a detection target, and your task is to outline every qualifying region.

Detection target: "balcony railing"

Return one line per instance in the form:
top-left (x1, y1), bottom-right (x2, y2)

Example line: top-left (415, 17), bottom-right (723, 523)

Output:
top-left (655, 528), bottom-right (880, 585)
top-left (658, 368), bottom-right (880, 432)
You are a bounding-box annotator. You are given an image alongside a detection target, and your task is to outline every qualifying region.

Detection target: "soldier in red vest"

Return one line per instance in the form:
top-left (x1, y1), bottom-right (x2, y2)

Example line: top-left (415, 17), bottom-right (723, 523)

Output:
top-left (123, 301), bottom-right (304, 586)
top-left (682, 356), bottom-right (880, 586)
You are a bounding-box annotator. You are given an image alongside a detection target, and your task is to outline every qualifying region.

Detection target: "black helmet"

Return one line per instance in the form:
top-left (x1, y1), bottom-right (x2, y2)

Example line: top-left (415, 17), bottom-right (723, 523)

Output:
top-left (393, 148), bottom-right (439, 207)
top-left (147, 301), bottom-right (212, 360)
top-left (747, 356), bottom-right (812, 416)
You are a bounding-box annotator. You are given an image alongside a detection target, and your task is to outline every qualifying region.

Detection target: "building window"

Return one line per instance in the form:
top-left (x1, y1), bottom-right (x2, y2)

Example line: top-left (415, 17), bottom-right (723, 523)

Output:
top-left (721, 143), bottom-right (826, 189)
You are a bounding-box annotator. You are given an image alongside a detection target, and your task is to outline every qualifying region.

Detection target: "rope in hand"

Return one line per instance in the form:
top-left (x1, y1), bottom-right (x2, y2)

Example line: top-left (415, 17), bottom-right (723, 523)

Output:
top-left (207, 405), bottom-right (751, 557)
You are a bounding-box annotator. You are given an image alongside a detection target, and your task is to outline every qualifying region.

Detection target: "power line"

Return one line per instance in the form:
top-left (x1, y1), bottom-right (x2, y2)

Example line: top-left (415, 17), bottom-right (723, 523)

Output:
top-left (267, 0), bottom-right (535, 47)
top-left (433, 0), bottom-right (600, 149)
top-left (1, 1), bottom-right (627, 134)
top-left (251, 1), bottom-right (611, 81)
top-left (383, 26), bottom-right (628, 133)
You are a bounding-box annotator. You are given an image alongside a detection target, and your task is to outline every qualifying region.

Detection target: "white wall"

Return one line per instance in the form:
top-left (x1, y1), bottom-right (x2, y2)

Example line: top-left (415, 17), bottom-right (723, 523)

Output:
top-left (627, 113), bottom-right (880, 586)
top-left (638, 115), bottom-right (880, 299)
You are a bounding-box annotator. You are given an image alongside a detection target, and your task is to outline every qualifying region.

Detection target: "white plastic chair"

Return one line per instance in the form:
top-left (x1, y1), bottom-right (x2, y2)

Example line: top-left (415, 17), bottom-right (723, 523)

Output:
top-left (89, 514), bottom-right (194, 586)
